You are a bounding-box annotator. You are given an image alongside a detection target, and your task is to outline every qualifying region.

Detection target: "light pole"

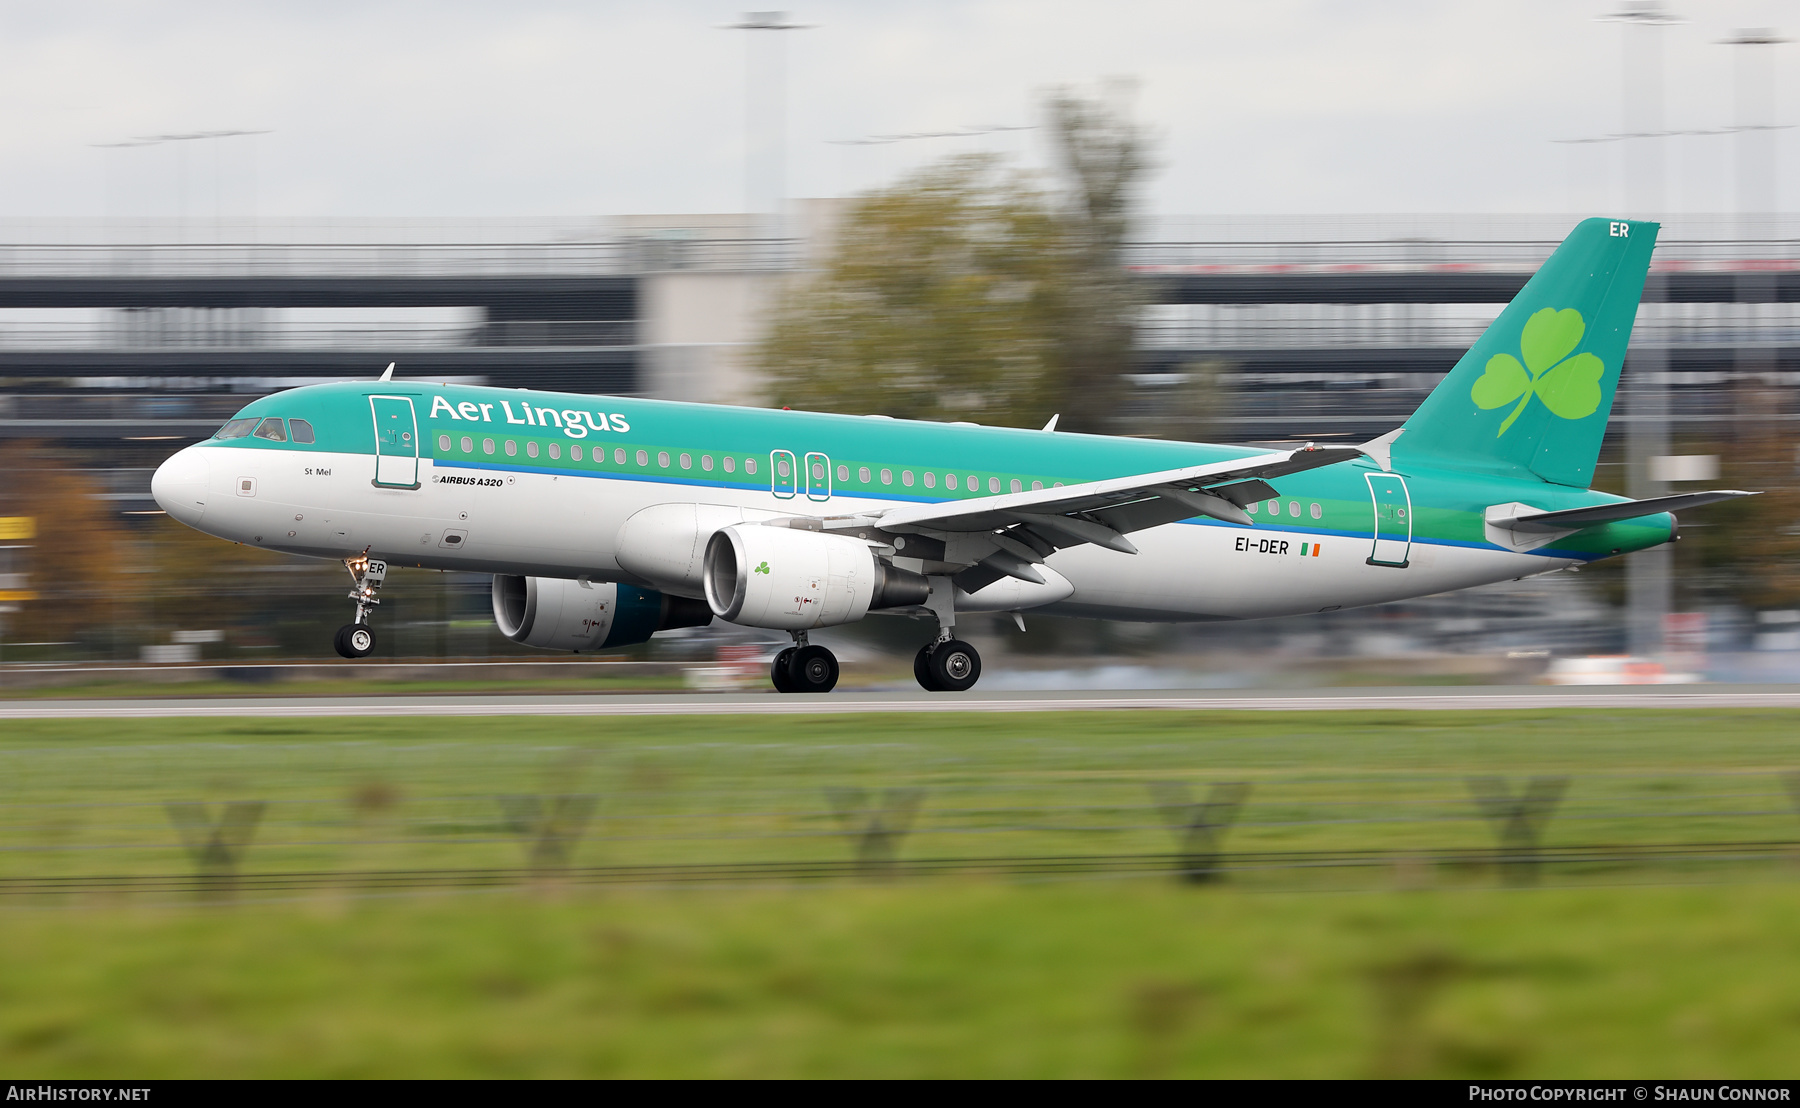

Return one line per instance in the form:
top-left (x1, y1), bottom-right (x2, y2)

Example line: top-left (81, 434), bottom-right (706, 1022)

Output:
top-left (724, 13), bottom-right (811, 238)
top-left (1604, 1), bottom-right (1678, 662)
top-left (1720, 29), bottom-right (1789, 513)
top-left (1720, 29), bottom-right (1789, 237)
top-left (93, 130), bottom-right (269, 241)
top-left (134, 131), bottom-right (271, 240)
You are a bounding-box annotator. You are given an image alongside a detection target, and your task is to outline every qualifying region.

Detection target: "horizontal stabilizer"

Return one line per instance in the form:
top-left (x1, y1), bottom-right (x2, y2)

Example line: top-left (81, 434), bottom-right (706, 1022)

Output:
top-left (1488, 490), bottom-right (1756, 534)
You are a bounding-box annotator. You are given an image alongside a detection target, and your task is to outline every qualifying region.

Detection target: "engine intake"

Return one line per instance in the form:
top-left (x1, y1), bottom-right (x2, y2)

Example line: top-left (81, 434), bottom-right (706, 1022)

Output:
top-left (491, 575), bottom-right (712, 652)
top-left (704, 525), bottom-right (930, 630)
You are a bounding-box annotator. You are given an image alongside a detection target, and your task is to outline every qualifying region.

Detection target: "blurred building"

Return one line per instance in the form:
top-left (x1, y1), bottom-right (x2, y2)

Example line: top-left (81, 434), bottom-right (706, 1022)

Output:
top-left (0, 209), bottom-right (1792, 667)
top-left (1129, 213), bottom-right (1799, 446)
top-left (2, 209), bottom-right (1793, 486)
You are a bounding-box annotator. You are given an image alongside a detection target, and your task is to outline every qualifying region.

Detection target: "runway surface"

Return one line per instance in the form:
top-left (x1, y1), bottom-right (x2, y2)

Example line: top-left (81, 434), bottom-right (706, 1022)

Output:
top-left (5, 686), bottom-right (1800, 718)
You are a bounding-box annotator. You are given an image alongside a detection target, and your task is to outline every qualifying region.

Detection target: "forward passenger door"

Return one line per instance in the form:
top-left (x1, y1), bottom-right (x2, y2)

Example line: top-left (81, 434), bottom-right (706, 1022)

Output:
top-left (369, 395), bottom-right (421, 490)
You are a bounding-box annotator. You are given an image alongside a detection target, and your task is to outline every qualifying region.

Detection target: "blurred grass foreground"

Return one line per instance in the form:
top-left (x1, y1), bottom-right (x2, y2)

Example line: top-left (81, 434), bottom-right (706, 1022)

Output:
top-left (0, 708), bottom-right (1797, 1077)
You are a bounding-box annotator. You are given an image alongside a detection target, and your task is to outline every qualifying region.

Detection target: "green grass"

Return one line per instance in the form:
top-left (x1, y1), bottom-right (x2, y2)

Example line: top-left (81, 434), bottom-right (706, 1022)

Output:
top-left (4, 884), bottom-right (1800, 1077)
top-left (0, 710), bottom-right (1795, 1076)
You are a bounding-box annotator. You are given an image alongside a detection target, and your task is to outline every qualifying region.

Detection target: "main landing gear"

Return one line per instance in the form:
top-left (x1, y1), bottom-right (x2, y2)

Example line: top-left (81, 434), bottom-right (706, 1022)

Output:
top-left (763, 575), bottom-right (986, 695)
top-left (912, 574), bottom-right (981, 693)
top-left (770, 633), bottom-right (839, 694)
top-left (914, 638), bottom-right (982, 692)
top-left (333, 553), bottom-right (387, 659)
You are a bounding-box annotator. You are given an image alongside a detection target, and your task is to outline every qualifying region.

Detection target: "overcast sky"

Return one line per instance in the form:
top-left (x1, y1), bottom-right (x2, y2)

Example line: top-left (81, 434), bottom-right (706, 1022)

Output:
top-left (0, 0), bottom-right (1795, 220)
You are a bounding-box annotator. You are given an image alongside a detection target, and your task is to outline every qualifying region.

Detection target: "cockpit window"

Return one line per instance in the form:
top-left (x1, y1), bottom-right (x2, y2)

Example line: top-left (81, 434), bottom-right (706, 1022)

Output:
top-left (215, 418), bottom-right (257, 439)
top-left (289, 418), bottom-right (316, 444)
top-left (253, 417), bottom-right (287, 442)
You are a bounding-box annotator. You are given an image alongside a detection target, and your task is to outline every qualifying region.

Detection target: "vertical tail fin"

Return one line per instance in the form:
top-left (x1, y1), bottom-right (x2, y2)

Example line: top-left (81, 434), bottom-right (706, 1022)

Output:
top-left (1395, 217), bottom-right (1658, 489)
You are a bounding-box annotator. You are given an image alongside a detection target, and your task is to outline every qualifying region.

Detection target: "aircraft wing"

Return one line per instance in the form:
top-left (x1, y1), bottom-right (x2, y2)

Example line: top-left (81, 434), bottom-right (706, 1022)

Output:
top-left (1488, 489), bottom-right (1757, 534)
top-left (821, 444), bottom-right (1362, 585)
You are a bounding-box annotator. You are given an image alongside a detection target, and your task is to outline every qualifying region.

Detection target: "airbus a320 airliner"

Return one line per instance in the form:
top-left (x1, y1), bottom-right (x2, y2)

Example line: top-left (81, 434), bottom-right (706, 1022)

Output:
top-left (151, 218), bottom-right (1748, 693)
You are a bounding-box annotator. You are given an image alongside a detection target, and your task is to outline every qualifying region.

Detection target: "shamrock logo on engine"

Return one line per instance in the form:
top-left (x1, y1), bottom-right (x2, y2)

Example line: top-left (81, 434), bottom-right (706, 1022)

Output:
top-left (754, 561), bottom-right (770, 575)
top-left (1470, 307), bottom-right (1606, 436)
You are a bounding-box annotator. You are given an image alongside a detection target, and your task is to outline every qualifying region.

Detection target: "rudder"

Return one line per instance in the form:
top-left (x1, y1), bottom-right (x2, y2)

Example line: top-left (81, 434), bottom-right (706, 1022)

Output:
top-left (1394, 217), bottom-right (1659, 489)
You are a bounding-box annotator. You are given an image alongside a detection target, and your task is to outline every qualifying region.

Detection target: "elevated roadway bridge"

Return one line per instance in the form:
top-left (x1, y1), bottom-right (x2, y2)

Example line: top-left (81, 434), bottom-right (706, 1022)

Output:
top-left (0, 214), bottom-right (1792, 511)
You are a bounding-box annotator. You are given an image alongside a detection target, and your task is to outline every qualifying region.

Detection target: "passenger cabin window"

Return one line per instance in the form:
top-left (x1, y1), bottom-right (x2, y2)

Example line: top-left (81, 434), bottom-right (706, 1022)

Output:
top-left (614, 448), bottom-right (625, 464)
top-left (658, 451), bottom-right (670, 468)
top-left (439, 434), bottom-right (452, 451)
top-left (945, 474), bottom-right (956, 490)
top-left (680, 453), bottom-right (691, 470)
top-left (461, 436), bottom-right (473, 453)
top-left (1010, 479), bottom-right (1021, 493)
top-left (572, 445), bottom-right (583, 461)
top-left (253, 417), bottom-right (287, 442)
top-left (483, 438), bottom-right (495, 455)
top-left (505, 440), bottom-right (517, 456)
top-left (858, 467), bottom-right (870, 483)
top-left (549, 443), bottom-right (561, 460)
top-left (636, 450), bottom-right (648, 466)
top-left (745, 458), bottom-right (757, 475)
top-left (528, 442), bottom-right (539, 458)
top-left (923, 473), bottom-right (936, 489)
top-left (881, 469), bottom-right (892, 485)
top-left (289, 419), bottom-right (316, 444)
top-left (902, 471), bottom-right (914, 487)
top-left (215, 418), bottom-right (257, 440)
top-left (838, 464), bottom-right (850, 482)
top-left (702, 456), bottom-right (714, 472)
top-left (723, 456), bottom-right (735, 473)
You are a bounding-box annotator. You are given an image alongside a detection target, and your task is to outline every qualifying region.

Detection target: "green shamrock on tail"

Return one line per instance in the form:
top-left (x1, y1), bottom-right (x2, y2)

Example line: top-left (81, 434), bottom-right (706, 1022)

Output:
top-left (1471, 307), bottom-right (1605, 436)
top-left (754, 561), bottom-right (770, 575)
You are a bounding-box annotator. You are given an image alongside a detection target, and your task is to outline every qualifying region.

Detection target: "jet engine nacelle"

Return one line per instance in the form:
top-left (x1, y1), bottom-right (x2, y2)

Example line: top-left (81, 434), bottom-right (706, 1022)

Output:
top-left (704, 525), bottom-right (930, 631)
top-left (615, 503), bottom-right (781, 598)
top-left (491, 575), bottom-right (712, 652)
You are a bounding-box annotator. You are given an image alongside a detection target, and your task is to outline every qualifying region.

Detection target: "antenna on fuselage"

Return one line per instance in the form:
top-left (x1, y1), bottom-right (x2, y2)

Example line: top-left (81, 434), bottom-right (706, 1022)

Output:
top-left (1041, 414), bottom-right (1059, 432)
top-left (379, 362), bottom-right (395, 382)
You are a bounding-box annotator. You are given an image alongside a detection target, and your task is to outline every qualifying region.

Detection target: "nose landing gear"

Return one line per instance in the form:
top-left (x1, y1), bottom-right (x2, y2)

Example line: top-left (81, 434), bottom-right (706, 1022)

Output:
top-left (334, 553), bottom-right (386, 659)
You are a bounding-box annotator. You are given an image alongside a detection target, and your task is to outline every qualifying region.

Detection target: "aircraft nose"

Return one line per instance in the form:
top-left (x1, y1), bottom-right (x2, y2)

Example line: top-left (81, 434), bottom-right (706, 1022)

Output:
top-left (151, 446), bottom-right (210, 526)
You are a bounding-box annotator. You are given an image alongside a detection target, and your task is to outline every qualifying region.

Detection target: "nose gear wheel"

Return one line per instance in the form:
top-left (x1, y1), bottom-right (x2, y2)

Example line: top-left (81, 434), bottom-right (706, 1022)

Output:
top-left (334, 624), bottom-right (377, 658)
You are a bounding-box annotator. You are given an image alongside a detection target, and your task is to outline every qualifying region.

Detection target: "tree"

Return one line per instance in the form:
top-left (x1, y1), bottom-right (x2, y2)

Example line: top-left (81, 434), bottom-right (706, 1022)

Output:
top-left (761, 155), bottom-right (1067, 427)
top-left (1678, 395), bottom-right (1800, 612)
top-left (1041, 84), bottom-right (1152, 431)
top-left (0, 442), bottom-right (139, 651)
top-left (759, 87), bottom-right (1151, 432)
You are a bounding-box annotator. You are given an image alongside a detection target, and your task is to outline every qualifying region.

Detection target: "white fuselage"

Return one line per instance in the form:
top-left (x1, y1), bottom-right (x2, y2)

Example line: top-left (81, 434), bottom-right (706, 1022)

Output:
top-left (155, 442), bottom-right (1571, 624)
